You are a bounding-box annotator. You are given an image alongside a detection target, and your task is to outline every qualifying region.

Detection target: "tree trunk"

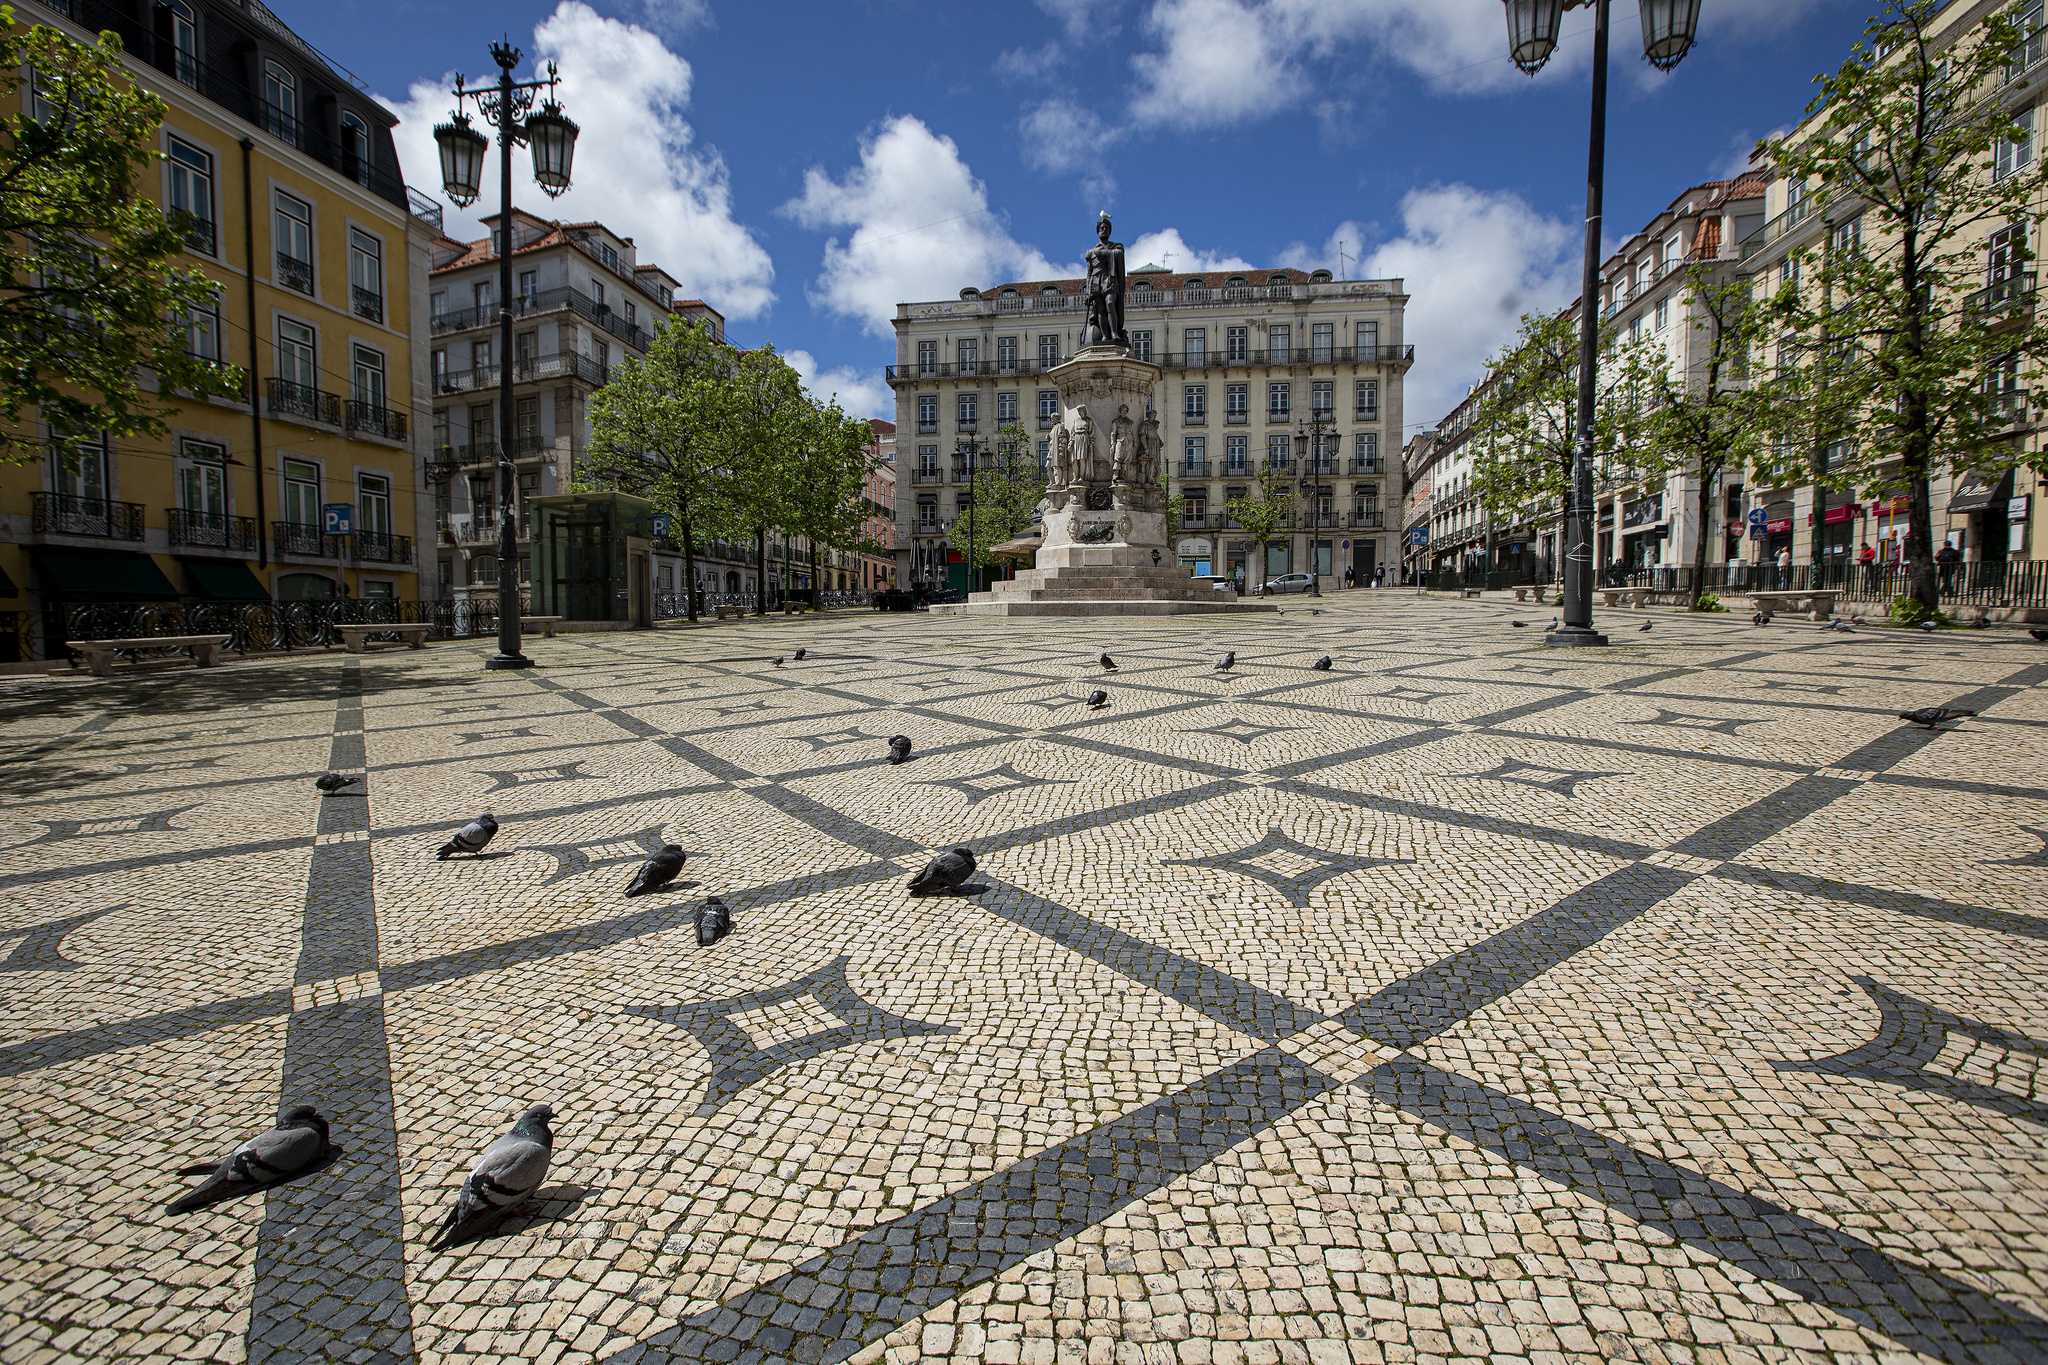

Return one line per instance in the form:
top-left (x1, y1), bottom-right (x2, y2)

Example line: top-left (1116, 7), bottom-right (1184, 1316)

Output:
top-left (755, 527), bottom-right (767, 615)
top-left (1691, 460), bottom-right (1714, 609)
top-left (682, 520), bottom-right (698, 623)
top-left (809, 541), bottom-right (819, 609)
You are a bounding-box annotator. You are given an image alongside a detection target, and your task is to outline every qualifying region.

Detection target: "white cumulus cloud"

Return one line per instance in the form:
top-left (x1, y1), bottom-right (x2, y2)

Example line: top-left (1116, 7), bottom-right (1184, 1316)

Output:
top-left (1123, 227), bottom-right (1253, 274)
top-left (781, 115), bottom-right (1073, 337)
top-left (787, 349), bottom-right (893, 420)
top-left (1359, 184), bottom-right (1580, 425)
top-left (385, 1), bottom-right (773, 321)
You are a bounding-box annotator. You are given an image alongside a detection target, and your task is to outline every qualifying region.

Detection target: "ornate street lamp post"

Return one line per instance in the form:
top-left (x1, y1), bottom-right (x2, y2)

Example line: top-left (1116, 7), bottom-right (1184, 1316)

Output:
top-left (1295, 407), bottom-right (1335, 595)
top-left (1502, 0), bottom-right (1701, 646)
top-left (434, 44), bottom-right (579, 670)
top-left (956, 433), bottom-right (985, 594)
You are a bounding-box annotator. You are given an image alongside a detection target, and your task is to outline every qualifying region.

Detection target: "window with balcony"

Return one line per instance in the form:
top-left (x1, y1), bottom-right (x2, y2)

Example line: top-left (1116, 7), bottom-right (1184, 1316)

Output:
top-left (1267, 434), bottom-right (1291, 470)
top-left (957, 393), bottom-right (978, 428)
top-left (50, 432), bottom-right (107, 503)
top-left (998, 335), bottom-right (1018, 371)
top-left (276, 317), bottom-right (315, 391)
top-left (957, 339), bottom-right (979, 370)
top-left (1131, 330), bottom-right (1153, 361)
top-left (341, 111), bottom-right (372, 187)
top-left (1654, 295), bottom-right (1670, 330)
top-left (167, 137), bottom-right (214, 254)
top-left (1038, 389), bottom-right (1059, 423)
top-left (1183, 494), bottom-right (1206, 527)
top-left (918, 395), bottom-right (938, 430)
top-left (996, 391), bottom-right (1018, 424)
top-left (1267, 382), bottom-right (1290, 419)
top-left (351, 344), bottom-right (394, 434)
top-left (1312, 323), bottom-right (1334, 362)
top-left (273, 190), bottom-right (313, 294)
top-left (1355, 321), bottom-right (1379, 356)
top-left (1226, 434), bottom-right (1248, 473)
top-left (516, 330), bottom-right (537, 369)
top-left (1226, 326), bottom-right (1248, 363)
top-left (1356, 378), bottom-right (1378, 417)
top-left (1183, 384), bottom-right (1206, 423)
top-left (358, 471), bottom-right (392, 539)
top-left (1038, 334), bottom-right (1060, 368)
top-left (1354, 432), bottom-right (1380, 472)
top-left (263, 59), bottom-right (298, 143)
top-left (1182, 328), bottom-right (1205, 364)
top-left (177, 440), bottom-right (227, 524)
top-left (470, 338), bottom-right (492, 372)
top-left (282, 457), bottom-right (320, 530)
top-left (1311, 381), bottom-right (1333, 415)
top-left (165, 0), bottom-right (198, 87)
top-left (518, 270), bottom-right (538, 302)
top-left (1224, 383), bottom-right (1248, 422)
top-left (1268, 325), bottom-right (1290, 360)
top-left (348, 228), bottom-right (384, 323)
top-left (917, 340), bottom-right (938, 375)
top-left (1183, 435), bottom-right (1206, 475)
top-left (182, 302), bottom-right (222, 364)
top-left (1997, 106), bottom-right (2035, 181)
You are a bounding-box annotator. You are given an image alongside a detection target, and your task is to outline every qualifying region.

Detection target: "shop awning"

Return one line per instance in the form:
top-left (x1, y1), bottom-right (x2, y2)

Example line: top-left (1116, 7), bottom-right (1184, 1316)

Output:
top-left (29, 548), bottom-right (178, 601)
top-left (1948, 469), bottom-right (2015, 515)
top-left (180, 557), bottom-right (270, 600)
top-left (988, 534), bottom-right (1042, 561)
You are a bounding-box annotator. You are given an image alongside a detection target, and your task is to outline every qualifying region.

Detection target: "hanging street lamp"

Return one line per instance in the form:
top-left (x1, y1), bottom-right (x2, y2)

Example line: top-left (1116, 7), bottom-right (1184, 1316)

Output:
top-left (434, 44), bottom-right (579, 670)
top-left (1501, 0), bottom-right (1702, 646)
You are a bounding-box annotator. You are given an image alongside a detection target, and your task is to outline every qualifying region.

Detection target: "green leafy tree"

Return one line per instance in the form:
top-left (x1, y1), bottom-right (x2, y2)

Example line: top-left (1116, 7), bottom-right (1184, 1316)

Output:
top-left (584, 316), bottom-right (732, 620)
top-left (710, 345), bottom-right (810, 614)
top-left (954, 423), bottom-right (1043, 585)
top-left (1756, 0), bottom-right (2048, 611)
top-left (1, 12), bottom-right (243, 462)
top-left (1619, 269), bottom-right (1770, 607)
top-left (782, 400), bottom-right (882, 603)
top-left (1223, 452), bottom-right (1296, 592)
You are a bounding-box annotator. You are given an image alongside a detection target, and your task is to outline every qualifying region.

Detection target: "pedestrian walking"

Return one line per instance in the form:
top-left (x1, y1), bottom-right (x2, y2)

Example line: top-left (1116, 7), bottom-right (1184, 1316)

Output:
top-left (1343, 564), bottom-right (1356, 589)
top-left (1775, 545), bottom-right (1792, 590)
top-left (1937, 541), bottom-right (1961, 596)
top-left (1858, 541), bottom-right (1878, 593)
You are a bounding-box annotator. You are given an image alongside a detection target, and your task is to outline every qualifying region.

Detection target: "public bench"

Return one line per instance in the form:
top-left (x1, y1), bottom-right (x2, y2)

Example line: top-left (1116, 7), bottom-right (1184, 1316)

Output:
top-left (336, 623), bottom-right (431, 653)
top-left (714, 604), bottom-right (746, 621)
top-left (523, 615), bottom-right (564, 638)
top-left (1747, 591), bottom-right (1836, 621)
top-left (67, 634), bottom-right (230, 677)
top-left (1459, 587), bottom-right (1482, 599)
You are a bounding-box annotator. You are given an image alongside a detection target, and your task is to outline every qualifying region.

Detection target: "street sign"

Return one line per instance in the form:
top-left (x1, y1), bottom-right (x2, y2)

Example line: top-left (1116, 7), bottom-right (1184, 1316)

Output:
top-left (651, 512), bottom-right (671, 539)
top-left (1747, 508), bottom-right (1767, 526)
top-left (1407, 526), bottom-right (1429, 546)
top-left (322, 503), bottom-right (353, 536)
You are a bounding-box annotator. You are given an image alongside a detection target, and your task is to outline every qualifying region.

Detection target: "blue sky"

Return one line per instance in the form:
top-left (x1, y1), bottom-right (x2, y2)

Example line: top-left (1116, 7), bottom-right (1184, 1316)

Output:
top-left (286, 0), bottom-right (1869, 425)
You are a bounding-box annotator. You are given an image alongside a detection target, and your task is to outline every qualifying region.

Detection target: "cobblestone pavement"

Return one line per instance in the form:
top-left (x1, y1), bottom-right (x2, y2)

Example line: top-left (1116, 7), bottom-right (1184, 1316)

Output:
top-left (2, 594), bottom-right (2046, 1365)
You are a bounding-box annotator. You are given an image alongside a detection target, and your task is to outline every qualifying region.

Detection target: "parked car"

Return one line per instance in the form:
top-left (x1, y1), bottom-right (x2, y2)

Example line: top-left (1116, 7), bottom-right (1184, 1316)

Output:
top-left (1260, 573), bottom-right (1316, 595)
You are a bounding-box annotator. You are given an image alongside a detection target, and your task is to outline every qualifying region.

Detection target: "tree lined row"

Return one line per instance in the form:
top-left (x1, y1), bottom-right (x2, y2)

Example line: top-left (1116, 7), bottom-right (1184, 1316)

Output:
top-left (1467, 0), bottom-right (2048, 613)
top-left (584, 317), bottom-right (881, 618)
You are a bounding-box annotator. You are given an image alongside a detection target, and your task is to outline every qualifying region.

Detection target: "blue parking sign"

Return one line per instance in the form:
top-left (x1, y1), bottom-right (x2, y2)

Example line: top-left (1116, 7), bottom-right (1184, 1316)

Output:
top-left (652, 512), bottom-right (671, 538)
top-left (322, 503), bottom-right (353, 536)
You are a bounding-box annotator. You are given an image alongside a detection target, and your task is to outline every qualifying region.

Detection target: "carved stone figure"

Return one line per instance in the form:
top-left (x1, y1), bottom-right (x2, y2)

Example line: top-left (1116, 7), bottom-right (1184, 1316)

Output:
top-left (1134, 410), bottom-right (1162, 485)
top-left (1108, 404), bottom-right (1134, 483)
top-left (1072, 405), bottom-right (1098, 482)
top-left (1079, 213), bottom-right (1127, 350)
top-left (1075, 520), bottom-right (1117, 543)
top-left (1115, 513), bottom-right (1132, 543)
top-left (1051, 423), bottom-right (1073, 487)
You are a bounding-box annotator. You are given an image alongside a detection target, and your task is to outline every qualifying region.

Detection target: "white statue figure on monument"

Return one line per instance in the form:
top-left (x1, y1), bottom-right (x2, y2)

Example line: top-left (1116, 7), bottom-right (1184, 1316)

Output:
top-left (1072, 405), bottom-right (1098, 482)
top-left (1051, 423), bottom-right (1073, 487)
top-left (1109, 405), bottom-right (1135, 483)
top-left (1135, 410), bottom-right (1163, 486)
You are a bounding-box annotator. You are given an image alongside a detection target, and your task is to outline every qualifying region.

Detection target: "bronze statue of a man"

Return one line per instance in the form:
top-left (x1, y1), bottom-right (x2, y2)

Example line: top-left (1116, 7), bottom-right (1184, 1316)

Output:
top-left (1079, 213), bottom-right (1127, 350)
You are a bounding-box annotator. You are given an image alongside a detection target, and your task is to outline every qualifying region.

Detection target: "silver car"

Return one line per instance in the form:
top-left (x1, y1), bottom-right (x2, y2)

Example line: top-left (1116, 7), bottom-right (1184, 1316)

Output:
top-left (1261, 573), bottom-right (1316, 595)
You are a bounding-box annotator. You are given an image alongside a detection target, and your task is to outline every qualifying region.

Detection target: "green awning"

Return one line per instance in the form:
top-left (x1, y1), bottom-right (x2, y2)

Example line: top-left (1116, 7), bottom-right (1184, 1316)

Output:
top-left (30, 548), bottom-right (179, 601)
top-left (180, 557), bottom-right (270, 601)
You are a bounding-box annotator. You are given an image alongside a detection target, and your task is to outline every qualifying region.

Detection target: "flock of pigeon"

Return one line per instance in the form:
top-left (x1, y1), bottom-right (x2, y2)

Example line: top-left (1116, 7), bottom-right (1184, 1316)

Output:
top-left (197, 624), bottom-right (2003, 1244)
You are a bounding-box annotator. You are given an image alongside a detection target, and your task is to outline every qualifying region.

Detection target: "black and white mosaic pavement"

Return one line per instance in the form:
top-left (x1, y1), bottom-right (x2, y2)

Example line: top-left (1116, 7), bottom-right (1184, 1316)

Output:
top-left (2, 593), bottom-right (2045, 1365)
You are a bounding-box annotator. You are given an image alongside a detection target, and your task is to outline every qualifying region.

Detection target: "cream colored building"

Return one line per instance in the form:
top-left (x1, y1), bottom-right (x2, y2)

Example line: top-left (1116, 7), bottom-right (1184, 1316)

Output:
top-left (888, 267), bottom-right (1411, 592)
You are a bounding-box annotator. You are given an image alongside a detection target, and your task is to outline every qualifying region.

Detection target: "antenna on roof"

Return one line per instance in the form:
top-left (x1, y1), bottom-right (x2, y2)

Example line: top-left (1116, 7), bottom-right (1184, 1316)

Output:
top-left (1337, 240), bottom-right (1349, 281)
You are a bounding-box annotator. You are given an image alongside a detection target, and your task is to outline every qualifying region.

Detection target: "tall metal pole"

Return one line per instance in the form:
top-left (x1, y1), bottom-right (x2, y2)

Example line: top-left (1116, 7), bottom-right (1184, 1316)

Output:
top-left (486, 47), bottom-right (531, 670)
top-left (1548, 0), bottom-right (1611, 647)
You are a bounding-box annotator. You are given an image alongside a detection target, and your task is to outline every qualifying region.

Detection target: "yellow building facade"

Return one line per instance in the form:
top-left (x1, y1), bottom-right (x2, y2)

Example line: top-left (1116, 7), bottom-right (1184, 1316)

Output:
top-left (2, 0), bottom-right (437, 660)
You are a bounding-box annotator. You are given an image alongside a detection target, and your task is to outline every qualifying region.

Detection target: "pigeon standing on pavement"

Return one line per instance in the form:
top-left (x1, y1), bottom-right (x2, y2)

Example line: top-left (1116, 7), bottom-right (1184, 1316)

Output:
top-left (1086, 689), bottom-right (1109, 709)
top-left (908, 847), bottom-right (976, 896)
top-left (1823, 619), bottom-right (1855, 633)
top-left (1899, 706), bottom-right (1975, 730)
top-left (1099, 651), bottom-right (1117, 671)
top-left (1639, 621), bottom-right (1653, 633)
top-left (314, 772), bottom-right (358, 797)
top-left (623, 844), bottom-right (687, 898)
top-left (1213, 651), bottom-right (1236, 671)
top-left (436, 814), bottom-right (498, 860)
top-left (772, 656), bottom-right (786, 666)
top-left (886, 735), bottom-right (913, 765)
top-left (794, 648), bottom-right (808, 660)
top-left (1751, 612), bottom-right (1772, 626)
top-left (1970, 617), bottom-right (1990, 630)
top-left (167, 1106), bottom-right (331, 1213)
top-left (694, 896), bottom-right (733, 946)
top-left (1511, 621), bottom-right (1529, 628)
top-left (428, 1105), bottom-right (555, 1250)
top-left (1548, 617), bottom-right (1560, 631)
top-left (1311, 656), bottom-right (1333, 671)
top-left (1918, 620), bottom-right (1939, 633)
top-left (2031, 628), bottom-right (2048, 642)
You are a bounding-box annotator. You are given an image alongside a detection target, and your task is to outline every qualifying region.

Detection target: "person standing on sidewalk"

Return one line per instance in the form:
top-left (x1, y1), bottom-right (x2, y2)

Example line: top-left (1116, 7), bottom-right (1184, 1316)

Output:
top-left (1775, 544), bottom-right (1793, 589)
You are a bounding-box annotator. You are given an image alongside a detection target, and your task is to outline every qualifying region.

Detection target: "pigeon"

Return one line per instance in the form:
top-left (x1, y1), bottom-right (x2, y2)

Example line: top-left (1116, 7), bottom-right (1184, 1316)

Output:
top-left (436, 813), bottom-right (498, 860)
top-left (314, 772), bottom-right (358, 796)
top-left (772, 656), bottom-right (786, 666)
top-left (693, 896), bottom-right (732, 946)
top-left (623, 844), bottom-right (687, 898)
top-left (167, 1105), bottom-right (330, 1213)
top-left (1639, 621), bottom-right (1653, 633)
top-left (908, 846), bottom-right (976, 896)
top-left (1751, 612), bottom-right (1772, 626)
top-left (1918, 620), bottom-right (1939, 633)
top-left (1823, 619), bottom-right (1854, 633)
top-left (428, 1104), bottom-right (555, 1250)
top-left (1309, 609), bottom-right (1323, 616)
top-left (1213, 651), bottom-right (1236, 671)
top-left (1970, 616), bottom-right (1990, 630)
top-left (1099, 651), bottom-right (1117, 671)
top-left (794, 648), bottom-right (808, 660)
top-left (886, 735), bottom-right (913, 765)
top-left (1085, 689), bottom-right (1109, 709)
top-left (1899, 706), bottom-right (1975, 730)
top-left (1511, 621), bottom-right (1529, 628)
top-left (1311, 655), bottom-right (1333, 671)
top-left (2031, 628), bottom-right (2048, 642)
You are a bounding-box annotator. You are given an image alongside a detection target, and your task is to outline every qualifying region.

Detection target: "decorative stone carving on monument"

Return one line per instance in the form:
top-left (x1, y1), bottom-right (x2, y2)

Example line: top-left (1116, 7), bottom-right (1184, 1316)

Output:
top-left (1075, 520), bottom-right (1117, 543)
top-left (1072, 406), bottom-right (1100, 482)
top-left (1115, 513), bottom-right (1132, 542)
top-left (1051, 423), bottom-right (1073, 487)
top-left (1135, 410), bottom-right (1162, 486)
top-left (1108, 405), bottom-right (1134, 484)
top-left (1079, 213), bottom-right (1127, 350)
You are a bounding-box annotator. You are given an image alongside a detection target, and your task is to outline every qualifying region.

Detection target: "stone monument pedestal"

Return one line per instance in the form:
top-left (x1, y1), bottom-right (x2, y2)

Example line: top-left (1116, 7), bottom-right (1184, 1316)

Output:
top-left (934, 346), bottom-right (1276, 618)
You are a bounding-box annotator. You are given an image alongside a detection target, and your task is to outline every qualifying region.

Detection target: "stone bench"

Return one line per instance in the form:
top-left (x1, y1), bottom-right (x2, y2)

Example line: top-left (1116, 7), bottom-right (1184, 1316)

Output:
top-left (336, 623), bottom-right (430, 653)
top-left (1459, 588), bottom-right (1482, 599)
top-left (1512, 586), bottom-right (1534, 602)
top-left (523, 615), bottom-right (564, 638)
top-left (1747, 591), bottom-right (1836, 621)
top-left (781, 599), bottom-right (806, 615)
top-left (714, 604), bottom-right (746, 621)
top-left (67, 635), bottom-right (230, 677)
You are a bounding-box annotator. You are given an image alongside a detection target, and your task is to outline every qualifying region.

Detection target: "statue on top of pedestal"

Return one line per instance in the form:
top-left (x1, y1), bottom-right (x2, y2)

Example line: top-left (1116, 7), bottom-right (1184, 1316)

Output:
top-left (1079, 213), bottom-right (1127, 351)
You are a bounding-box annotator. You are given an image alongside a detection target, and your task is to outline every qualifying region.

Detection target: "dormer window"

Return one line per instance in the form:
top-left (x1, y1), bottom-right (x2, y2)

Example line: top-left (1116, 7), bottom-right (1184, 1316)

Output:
top-left (1268, 273), bottom-right (1288, 285)
top-left (1226, 275), bottom-right (1245, 286)
top-left (1000, 286), bottom-right (1019, 297)
top-left (1309, 269), bottom-right (1332, 283)
top-left (1039, 284), bottom-right (1060, 295)
top-left (1185, 277), bottom-right (1205, 288)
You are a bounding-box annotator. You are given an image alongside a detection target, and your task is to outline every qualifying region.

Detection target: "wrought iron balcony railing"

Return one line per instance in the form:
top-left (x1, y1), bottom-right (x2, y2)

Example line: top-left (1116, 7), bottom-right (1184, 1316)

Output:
top-left (345, 399), bottom-right (408, 441)
top-left (348, 530), bottom-right (414, 564)
top-left (33, 492), bottom-right (145, 540)
top-left (166, 508), bottom-right (258, 551)
top-left (276, 253), bottom-right (313, 295)
top-left (268, 378), bottom-right (342, 425)
top-left (273, 521), bottom-right (331, 557)
top-left (352, 287), bottom-right (383, 324)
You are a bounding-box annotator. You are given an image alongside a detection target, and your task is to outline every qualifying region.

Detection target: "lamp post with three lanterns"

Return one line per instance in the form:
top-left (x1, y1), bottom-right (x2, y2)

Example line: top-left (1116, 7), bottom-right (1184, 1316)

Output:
top-left (1500, 0), bottom-right (1702, 646)
top-left (433, 44), bottom-right (580, 670)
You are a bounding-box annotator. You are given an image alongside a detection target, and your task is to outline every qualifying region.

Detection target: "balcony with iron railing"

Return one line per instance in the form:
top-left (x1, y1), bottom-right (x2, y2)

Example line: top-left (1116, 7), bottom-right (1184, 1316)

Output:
top-left (1350, 510), bottom-right (1384, 528)
top-left (1225, 409), bottom-right (1248, 424)
top-left (352, 287), bottom-right (383, 324)
top-left (1181, 459), bottom-right (1209, 477)
top-left (179, 213), bottom-right (215, 256)
top-left (166, 508), bottom-right (259, 552)
top-left (273, 521), bottom-right (332, 557)
top-left (433, 352), bottom-right (612, 395)
top-left (267, 378), bottom-right (342, 427)
top-left (1180, 515), bottom-right (1210, 530)
top-left (1988, 387), bottom-right (2031, 424)
top-left (32, 492), bottom-right (144, 540)
top-left (446, 435), bottom-right (552, 468)
top-left (885, 342), bottom-right (1416, 383)
top-left (1967, 271), bottom-right (2037, 318)
top-left (346, 399), bottom-right (408, 442)
top-left (910, 468), bottom-right (944, 485)
top-left (276, 253), bottom-right (313, 295)
top-left (348, 530), bottom-right (414, 565)
top-left (1350, 456), bottom-right (1384, 475)
top-left (429, 284), bottom-right (654, 351)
